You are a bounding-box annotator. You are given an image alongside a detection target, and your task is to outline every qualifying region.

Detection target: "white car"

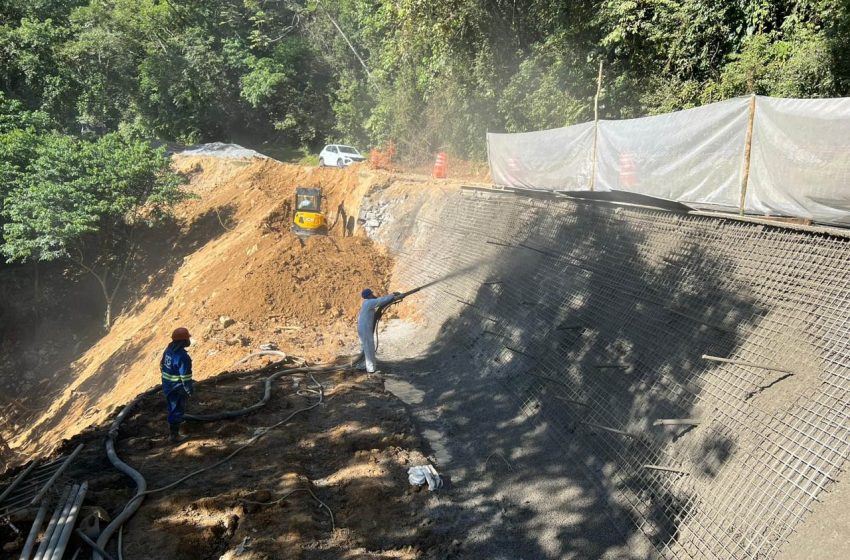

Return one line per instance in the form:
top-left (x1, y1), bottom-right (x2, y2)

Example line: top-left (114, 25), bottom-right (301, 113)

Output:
top-left (318, 144), bottom-right (366, 167)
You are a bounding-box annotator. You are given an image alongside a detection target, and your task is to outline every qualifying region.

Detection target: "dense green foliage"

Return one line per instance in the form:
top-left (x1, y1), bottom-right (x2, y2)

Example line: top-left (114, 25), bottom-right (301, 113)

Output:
top-left (0, 92), bottom-right (186, 327)
top-left (2, 0), bottom-right (850, 158)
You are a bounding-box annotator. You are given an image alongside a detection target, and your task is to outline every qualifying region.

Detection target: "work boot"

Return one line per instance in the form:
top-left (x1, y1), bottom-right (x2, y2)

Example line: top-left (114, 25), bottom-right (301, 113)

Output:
top-left (169, 423), bottom-right (189, 444)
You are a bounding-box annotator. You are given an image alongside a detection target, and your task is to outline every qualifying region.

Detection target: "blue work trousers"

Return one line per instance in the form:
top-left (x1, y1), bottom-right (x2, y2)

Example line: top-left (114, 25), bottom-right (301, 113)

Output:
top-left (164, 385), bottom-right (190, 425)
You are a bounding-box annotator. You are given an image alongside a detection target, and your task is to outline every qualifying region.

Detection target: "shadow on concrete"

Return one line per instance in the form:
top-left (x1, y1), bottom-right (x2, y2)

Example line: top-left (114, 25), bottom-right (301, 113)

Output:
top-left (377, 195), bottom-right (763, 558)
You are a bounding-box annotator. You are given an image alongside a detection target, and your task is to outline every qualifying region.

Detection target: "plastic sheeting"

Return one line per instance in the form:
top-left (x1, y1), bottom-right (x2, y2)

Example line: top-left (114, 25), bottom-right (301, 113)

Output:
top-left (487, 95), bottom-right (850, 226)
top-left (595, 97), bottom-right (750, 210)
top-left (747, 97), bottom-right (850, 225)
top-left (487, 122), bottom-right (594, 191)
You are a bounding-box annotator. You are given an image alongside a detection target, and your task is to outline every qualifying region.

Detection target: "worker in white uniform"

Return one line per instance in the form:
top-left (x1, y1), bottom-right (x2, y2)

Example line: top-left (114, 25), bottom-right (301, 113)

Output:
top-left (357, 288), bottom-right (401, 373)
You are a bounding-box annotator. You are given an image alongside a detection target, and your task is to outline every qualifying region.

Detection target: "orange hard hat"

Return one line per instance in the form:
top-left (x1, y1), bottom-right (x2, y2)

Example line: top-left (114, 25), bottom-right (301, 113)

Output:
top-left (171, 327), bottom-right (191, 341)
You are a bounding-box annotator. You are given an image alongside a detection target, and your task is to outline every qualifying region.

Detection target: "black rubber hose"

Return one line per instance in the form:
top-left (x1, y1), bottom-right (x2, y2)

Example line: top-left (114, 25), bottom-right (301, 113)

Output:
top-left (184, 362), bottom-right (350, 422)
top-left (94, 388), bottom-right (158, 560)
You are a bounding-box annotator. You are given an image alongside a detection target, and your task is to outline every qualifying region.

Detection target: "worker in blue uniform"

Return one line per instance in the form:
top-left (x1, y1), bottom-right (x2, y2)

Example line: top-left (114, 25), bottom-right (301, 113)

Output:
top-left (357, 288), bottom-right (401, 373)
top-left (160, 327), bottom-right (193, 443)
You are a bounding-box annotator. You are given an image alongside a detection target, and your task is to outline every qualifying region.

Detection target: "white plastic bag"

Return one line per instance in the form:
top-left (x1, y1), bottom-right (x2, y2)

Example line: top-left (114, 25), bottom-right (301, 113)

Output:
top-left (408, 464), bottom-right (443, 491)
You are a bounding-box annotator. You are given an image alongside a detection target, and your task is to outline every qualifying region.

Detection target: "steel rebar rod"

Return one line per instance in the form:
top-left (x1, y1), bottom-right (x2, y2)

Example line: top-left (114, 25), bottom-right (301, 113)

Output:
top-left (15, 469), bottom-right (64, 489)
top-left (701, 354), bottom-right (794, 375)
top-left (48, 481), bottom-right (87, 560)
top-left (517, 242), bottom-right (557, 258)
top-left (19, 499), bottom-right (48, 560)
top-left (642, 464), bottom-right (690, 475)
top-left (581, 421), bottom-right (640, 439)
top-left (2, 472), bottom-right (67, 511)
top-left (32, 485), bottom-right (73, 560)
top-left (0, 462), bottom-right (38, 505)
top-left (653, 419), bottom-right (701, 427)
top-left (29, 445), bottom-right (83, 507)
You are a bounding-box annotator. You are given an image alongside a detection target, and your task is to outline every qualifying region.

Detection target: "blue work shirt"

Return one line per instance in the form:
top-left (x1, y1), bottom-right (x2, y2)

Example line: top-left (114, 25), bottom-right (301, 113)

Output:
top-left (160, 341), bottom-right (193, 395)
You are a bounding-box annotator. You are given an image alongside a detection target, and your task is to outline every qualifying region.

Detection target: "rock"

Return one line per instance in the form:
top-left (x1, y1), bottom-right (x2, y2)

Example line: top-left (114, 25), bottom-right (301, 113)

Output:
top-left (127, 437), bottom-right (153, 451)
top-left (219, 316), bottom-right (235, 328)
top-left (225, 514), bottom-right (239, 535)
top-left (251, 489), bottom-right (272, 502)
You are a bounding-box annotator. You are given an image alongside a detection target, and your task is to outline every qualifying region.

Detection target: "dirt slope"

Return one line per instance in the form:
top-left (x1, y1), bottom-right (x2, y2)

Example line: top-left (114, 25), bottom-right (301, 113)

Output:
top-left (5, 157), bottom-right (395, 460)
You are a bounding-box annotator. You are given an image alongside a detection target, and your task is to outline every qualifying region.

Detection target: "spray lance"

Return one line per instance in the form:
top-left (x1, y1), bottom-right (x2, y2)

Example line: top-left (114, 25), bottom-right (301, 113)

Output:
top-left (370, 261), bottom-right (490, 352)
top-left (372, 282), bottom-right (436, 352)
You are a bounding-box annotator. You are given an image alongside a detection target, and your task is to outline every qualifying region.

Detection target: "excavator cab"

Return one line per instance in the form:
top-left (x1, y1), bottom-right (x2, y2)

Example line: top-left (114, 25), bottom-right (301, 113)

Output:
top-left (292, 187), bottom-right (327, 236)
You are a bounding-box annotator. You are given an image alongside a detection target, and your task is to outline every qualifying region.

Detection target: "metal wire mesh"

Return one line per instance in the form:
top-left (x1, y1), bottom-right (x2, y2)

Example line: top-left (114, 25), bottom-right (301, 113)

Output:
top-left (381, 188), bottom-right (850, 559)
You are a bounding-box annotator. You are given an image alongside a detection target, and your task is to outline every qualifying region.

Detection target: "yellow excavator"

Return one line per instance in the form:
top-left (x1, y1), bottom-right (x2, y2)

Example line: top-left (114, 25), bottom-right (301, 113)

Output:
top-left (292, 187), bottom-right (327, 236)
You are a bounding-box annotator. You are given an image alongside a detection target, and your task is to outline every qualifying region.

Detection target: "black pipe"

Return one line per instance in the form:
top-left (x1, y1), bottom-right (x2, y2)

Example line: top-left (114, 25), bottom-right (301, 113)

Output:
top-left (185, 362), bottom-right (350, 422)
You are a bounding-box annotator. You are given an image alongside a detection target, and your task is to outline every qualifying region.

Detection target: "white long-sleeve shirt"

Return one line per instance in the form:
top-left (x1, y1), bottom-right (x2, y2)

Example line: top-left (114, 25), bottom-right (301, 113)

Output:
top-left (357, 294), bottom-right (397, 338)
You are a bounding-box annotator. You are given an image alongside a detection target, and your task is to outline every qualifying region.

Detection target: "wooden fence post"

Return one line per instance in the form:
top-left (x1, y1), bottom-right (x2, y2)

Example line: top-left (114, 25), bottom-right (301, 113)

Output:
top-left (739, 94), bottom-right (757, 215)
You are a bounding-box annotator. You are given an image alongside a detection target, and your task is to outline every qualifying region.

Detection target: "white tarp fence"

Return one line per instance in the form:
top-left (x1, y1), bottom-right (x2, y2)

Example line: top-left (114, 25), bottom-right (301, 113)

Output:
top-left (748, 98), bottom-right (850, 225)
top-left (487, 95), bottom-right (850, 226)
top-left (595, 97), bottom-right (750, 210)
top-left (487, 122), bottom-right (595, 191)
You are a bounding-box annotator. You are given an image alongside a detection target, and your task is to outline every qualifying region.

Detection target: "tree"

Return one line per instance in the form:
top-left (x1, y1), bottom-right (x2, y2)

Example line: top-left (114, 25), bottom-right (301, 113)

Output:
top-left (1, 133), bottom-right (187, 328)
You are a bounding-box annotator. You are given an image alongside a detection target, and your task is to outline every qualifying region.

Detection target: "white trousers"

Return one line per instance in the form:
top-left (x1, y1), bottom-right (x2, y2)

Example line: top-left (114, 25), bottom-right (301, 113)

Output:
top-left (358, 329), bottom-right (377, 372)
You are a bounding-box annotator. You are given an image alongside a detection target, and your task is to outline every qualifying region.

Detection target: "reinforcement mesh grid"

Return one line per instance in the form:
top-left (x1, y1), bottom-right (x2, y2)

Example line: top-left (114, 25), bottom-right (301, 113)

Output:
top-left (386, 190), bottom-right (850, 559)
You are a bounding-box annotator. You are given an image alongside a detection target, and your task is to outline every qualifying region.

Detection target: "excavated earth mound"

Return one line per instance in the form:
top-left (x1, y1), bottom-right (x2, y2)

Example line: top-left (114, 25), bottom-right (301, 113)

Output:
top-left (2, 157), bottom-right (395, 461)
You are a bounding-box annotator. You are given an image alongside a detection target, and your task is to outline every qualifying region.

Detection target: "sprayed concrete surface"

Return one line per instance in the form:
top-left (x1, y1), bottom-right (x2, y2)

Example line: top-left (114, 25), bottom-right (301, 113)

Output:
top-left (364, 183), bottom-right (850, 559)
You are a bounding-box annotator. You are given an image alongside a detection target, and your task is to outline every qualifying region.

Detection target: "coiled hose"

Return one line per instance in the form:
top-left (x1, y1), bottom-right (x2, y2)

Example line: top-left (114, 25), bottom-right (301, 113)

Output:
top-left (95, 355), bottom-right (357, 560)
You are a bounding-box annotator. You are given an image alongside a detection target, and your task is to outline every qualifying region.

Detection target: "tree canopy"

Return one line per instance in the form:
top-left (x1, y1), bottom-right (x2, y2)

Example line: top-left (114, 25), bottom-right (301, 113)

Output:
top-left (1, 0), bottom-right (849, 158)
top-left (0, 92), bottom-right (186, 327)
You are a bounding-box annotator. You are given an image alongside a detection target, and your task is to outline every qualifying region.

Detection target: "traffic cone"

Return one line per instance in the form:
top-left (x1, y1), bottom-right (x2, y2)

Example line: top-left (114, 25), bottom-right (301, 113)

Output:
top-left (433, 152), bottom-right (447, 179)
